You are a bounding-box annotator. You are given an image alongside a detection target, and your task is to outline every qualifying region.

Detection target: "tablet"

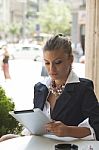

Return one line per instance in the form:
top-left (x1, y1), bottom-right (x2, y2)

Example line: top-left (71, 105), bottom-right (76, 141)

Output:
top-left (9, 108), bottom-right (51, 135)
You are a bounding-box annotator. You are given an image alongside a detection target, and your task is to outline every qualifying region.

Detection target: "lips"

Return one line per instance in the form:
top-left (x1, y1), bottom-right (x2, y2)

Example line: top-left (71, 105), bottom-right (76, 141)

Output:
top-left (50, 74), bottom-right (58, 79)
top-left (50, 73), bottom-right (57, 76)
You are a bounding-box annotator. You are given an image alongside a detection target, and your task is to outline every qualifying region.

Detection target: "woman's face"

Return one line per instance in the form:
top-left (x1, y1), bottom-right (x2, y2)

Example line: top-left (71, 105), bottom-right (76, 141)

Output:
top-left (43, 49), bottom-right (73, 84)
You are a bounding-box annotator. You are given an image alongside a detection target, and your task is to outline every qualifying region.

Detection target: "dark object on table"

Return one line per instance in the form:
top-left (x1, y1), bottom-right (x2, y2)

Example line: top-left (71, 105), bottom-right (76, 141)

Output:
top-left (55, 143), bottom-right (78, 150)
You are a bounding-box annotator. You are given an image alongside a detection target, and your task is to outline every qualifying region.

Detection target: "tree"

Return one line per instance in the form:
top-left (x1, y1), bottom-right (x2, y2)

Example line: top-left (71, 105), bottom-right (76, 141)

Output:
top-left (8, 23), bottom-right (21, 42)
top-left (0, 23), bottom-right (7, 39)
top-left (0, 87), bottom-right (22, 137)
top-left (36, 0), bottom-right (72, 35)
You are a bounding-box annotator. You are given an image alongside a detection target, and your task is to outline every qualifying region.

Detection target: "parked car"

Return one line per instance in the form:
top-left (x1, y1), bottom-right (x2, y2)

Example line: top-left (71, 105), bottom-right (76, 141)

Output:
top-left (7, 44), bottom-right (17, 60)
top-left (13, 43), bottom-right (43, 60)
top-left (79, 55), bottom-right (85, 63)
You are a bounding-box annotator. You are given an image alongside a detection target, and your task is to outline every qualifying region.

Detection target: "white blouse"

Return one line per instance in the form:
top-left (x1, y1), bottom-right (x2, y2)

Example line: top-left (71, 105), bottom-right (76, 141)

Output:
top-left (23, 70), bottom-right (96, 140)
top-left (42, 70), bottom-right (96, 140)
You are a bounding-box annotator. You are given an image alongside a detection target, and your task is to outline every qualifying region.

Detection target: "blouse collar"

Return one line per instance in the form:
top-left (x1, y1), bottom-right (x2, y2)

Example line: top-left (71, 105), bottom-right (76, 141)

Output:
top-left (40, 70), bottom-right (80, 88)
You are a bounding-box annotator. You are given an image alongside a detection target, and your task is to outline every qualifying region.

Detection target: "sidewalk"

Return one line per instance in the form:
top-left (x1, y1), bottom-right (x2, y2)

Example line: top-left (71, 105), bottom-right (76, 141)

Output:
top-left (0, 68), bottom-right (14, 98)
top-left (0, 68), bottom-right (34, 110)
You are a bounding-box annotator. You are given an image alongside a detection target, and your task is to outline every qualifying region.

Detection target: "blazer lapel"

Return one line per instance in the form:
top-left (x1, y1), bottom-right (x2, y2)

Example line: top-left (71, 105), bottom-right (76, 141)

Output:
top-left (51, 83), bottom-right (76, 119)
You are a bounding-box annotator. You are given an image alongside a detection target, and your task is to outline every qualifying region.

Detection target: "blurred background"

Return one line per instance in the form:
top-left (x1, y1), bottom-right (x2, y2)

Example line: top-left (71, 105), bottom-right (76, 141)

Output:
top-left (0, 0), bottom-right (86, 110)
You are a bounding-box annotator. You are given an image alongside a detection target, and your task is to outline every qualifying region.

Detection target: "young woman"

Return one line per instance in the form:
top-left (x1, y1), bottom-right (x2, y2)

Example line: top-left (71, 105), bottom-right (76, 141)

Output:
top-left (0, 34), bottom-right (99, 141)
top-left (33, 34), bottom-right (99, 140)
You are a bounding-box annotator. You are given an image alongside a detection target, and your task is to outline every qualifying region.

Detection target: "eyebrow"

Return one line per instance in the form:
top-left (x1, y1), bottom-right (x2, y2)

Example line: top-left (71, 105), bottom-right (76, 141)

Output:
top-left (44, 58), bottom-right (62, 61)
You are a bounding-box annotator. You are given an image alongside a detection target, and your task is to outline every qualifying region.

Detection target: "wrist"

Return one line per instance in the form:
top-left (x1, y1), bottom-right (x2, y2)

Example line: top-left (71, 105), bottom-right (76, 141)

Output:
top-left (64, 126), bottom-right (91, 138)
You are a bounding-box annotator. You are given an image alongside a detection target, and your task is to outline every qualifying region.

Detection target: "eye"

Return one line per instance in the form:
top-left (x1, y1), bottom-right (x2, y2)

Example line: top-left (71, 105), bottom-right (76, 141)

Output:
top-left (44, 61), bottom-right (50, 65)
top-left (55, 60), bottom-right (62, 64)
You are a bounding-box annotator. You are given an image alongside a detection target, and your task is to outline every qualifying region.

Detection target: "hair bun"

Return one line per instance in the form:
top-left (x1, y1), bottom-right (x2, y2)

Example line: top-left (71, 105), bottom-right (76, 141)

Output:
top-left (58, 33), bottom-right (63, 37)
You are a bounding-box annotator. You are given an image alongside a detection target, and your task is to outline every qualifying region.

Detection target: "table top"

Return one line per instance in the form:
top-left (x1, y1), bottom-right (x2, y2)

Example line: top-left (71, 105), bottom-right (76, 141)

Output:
top-left (0, 135), bottom-right (99, 150)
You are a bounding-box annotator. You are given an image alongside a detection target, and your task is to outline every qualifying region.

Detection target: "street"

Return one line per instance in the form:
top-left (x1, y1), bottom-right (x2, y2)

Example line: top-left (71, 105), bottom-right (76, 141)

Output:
top-left (0, 59), bottom-right (43, 110)
top-left (0, 59), bottom-right (85, 111)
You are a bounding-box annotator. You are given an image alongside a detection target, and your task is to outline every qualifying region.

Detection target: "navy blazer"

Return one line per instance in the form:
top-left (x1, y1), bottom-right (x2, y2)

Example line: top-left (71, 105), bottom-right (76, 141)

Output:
top-left (33, 78), bottom-right (99, 140)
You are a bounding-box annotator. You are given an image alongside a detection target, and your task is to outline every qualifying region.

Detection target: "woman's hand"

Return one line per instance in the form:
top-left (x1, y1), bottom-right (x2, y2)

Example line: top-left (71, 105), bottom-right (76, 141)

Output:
top-left (45, 121), bottom-right (69, 137)
top-left (45, 121), bottom-right (91, 138)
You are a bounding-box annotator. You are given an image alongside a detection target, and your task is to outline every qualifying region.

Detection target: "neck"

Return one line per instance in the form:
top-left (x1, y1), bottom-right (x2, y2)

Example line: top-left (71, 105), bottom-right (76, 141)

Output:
top-left (54, 80), bottom-right (66, 86)
top-left (55, 68), bottom-right (71, 85)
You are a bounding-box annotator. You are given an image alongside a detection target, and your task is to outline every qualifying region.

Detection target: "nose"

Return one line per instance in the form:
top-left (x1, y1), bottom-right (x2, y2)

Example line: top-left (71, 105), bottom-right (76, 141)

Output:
top-left (49, 63), bottom-right (56, 73)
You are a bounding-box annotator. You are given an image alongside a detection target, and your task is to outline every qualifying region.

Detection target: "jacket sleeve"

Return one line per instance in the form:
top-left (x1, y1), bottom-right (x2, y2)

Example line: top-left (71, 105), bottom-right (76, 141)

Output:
top-left (78, 118), bottom-right (96, 140)
top-left (81, 87), bottom-right (99, 140)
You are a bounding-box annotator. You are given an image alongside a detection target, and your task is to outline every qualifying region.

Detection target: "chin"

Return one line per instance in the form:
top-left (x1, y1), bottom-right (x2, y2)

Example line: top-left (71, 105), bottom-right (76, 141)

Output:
top-left (50, 75), bottom-right (59, 80)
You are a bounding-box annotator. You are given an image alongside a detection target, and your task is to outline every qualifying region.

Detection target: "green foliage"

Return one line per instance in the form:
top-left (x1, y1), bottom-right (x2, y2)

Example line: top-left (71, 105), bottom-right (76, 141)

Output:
top-left (8, 24), bottom-right (21, 36)
top-left (0, 1), bottom-right (72, 39)
top-left (0, 24), bottom-right (4, 32)
top-left (0, 86), bottom-right (22, 137)
top-left (36, 0), bottom-right (72, 35)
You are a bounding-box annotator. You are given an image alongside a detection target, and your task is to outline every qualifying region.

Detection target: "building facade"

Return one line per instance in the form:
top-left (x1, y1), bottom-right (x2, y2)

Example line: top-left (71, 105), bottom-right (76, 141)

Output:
top-left (0, 0), bottom-right (49, 40)
top-left (71, 0), bottom-right (86, 54)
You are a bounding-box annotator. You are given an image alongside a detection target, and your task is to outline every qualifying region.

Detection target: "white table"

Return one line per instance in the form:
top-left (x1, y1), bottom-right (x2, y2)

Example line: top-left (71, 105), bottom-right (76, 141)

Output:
top-left (0, 135), bottom-right (99, 150)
